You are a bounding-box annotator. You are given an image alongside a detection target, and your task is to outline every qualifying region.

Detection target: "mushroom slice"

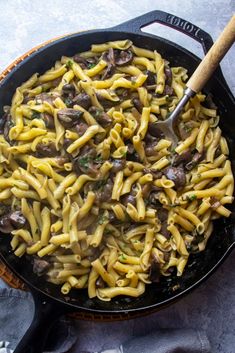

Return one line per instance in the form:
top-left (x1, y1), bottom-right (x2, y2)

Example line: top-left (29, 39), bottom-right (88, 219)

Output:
top-left (57, 108), bottom-right (84, 128)
top-left (115, 50), bottom-right (133, 66)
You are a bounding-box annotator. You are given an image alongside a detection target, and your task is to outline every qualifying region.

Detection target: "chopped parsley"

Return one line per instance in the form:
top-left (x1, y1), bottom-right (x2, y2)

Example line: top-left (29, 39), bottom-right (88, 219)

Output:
top-left (42, 85), bottom-right (49, 92)
top-left (104, 228), bottom-right (112, 235)
top-left (119, 254), bottom-right (127, 261)
top-left (94, 108), bottom-right (103, 117)
top-left (77, 155), bottom-right (103, 172)
top-left (184, 125), bottom-right (192, 133)
top-left (78, 156), bottom-right (91, 169)
top-left (31, 110), bottom-right (41, 119)
top-left (98, 214), bottom-right (109, 225)
top-left (64, 97), bottom-right (73, 107)
top-left (188, 194), bottom-right (197, 201)
top-left (94, 155), bottom-right (103, 163)
top-left (66, 60), bottom-right (73, 69)
top-left (87, 63), bottom-right (96, 69)
top-left (93, 179), bottom-right (106, 191)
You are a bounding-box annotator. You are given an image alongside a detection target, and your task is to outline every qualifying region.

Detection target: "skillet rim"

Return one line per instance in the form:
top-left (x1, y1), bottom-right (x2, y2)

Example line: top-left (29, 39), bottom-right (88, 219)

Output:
top-left (0, 26), bottom-right (235, 314)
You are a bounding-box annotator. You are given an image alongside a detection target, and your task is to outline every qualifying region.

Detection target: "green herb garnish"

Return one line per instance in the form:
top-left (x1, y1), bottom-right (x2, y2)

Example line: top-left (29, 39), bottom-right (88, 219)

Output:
top-left (93, 179), bottom-right (106, 191)
top-left (94, 155), bottom-right (103, 163)
top-left (184, 125), bottom-right (192, 133)
top-left (95, 108), bottom-right (103, 117)
top-left (120, 254), bottom-right (127, 261)
top-left (188, 194), bottom-right (197, 201)
top-left (87, 63), bottom-right (96, 69)
top-left (64, 97), bottom-right (73, 107)
top-left (66, 60), bottom-right (73, 69)
top-left (31, 110), bottom-right (41, 119)
top-left (78, 156), bottom-right (91, 169)
top-left (98, 214), bottom-right (109, 225)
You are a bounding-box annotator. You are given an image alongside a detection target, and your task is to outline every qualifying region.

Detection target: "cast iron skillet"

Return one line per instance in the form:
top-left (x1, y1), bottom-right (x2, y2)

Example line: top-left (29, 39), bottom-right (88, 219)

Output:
top-left (0, 10), bottom-right (235, 353)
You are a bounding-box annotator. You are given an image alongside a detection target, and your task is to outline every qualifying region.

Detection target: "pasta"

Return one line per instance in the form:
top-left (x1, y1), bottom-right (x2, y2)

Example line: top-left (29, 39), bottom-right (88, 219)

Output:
top-left (0, 40), bottom-right (233, 302)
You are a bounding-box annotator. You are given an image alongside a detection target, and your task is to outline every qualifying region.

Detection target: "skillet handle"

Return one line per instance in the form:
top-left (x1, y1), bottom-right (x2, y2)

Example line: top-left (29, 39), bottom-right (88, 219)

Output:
top-left (112, 10), bottom-right (231, 91)
top-left (113, 10), bottom-right (213, 52)
top-left (14, 291), bottom-right (67, 353)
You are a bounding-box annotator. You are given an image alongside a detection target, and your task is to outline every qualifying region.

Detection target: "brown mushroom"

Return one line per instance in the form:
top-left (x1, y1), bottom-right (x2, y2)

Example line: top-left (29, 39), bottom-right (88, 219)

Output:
top-left (121, 194), bottom-right (136, 206)
top-left (57, 108), bottom-right (84, 128)
top-left (148, 122), bottom-right (164, 138)
top-left (160, 222), bottom-right (171, 239)
top-left (0, 214), bottom-right (14, 233)
top-left (145, 70), bottom-right (156, 86)
top-left (9, 211), bottom-right (26, 228)
top-left (164, 66), bottom-right (172, 86)
top-left (126, 143), bottom-right (135, 155)
top-left (74, 121), bottom-right (89, 136)
top-left (164, 166), bottom-right (186, 189)
top-left (42, 113), bottom-right (55, 129)
top-left (172, 149), bottom-right (192, 167)
top-left (111, 159), bottom-right (126, 173)
top-left (185, 151), bottom-right (205, 171)
top-left (72, 145), bottom-right (98, 176)
top-left (103, 48), bottom-right (115, 65)
top-left (145, 132), bottom-right (158, 144)
top-left (156, 208), bottom-right (168, 222)
top-left (148, 192), bottom-right (159, 206)
top-left (73, 55), bottom-right (87, 69)
top-left (35, 93), bottom-right (57, 106)
top-left (101, 48), bottom-right (116, 79)
top-left (145, 141), bottom-right (158, 156)
top-left (63, 138), bottom-right (73, 149)
top-left (132, 98), bottom-right (143, 113)
top-left (96, 93), bottom-right (120, 109)
top-left (35, 142), bottom-right (58, 157)
top-left (2, 113), bottom-right (13, 144)
top-left (95, 179), bottom-right (114, 203)
top-left (143, 168), bottom-right (163, 180)
top-left (33, 258), bottom-right (51, 276)
top-left (149, 256), bottom-right (161, 283)
top-left (56, 156), bottom-right (70, 166)
top-left (95, 276), bottom-right (106, 288)
top-left (115, 50), bottom-right (133, 66)
top-left (72, 93), bottom-right (91, 110)
top-left (89, 107), bottom-right (112, 128)
top-left (141, 183), bottom-right (152, 198)
top-left (0, 211), bottom-right (26, 233)
top-left (102, 64), bottom-right (115, 80)
top-left (62, 84), bottom-right (75, 96)
top-left (163, 85), bottom-right (174, 96)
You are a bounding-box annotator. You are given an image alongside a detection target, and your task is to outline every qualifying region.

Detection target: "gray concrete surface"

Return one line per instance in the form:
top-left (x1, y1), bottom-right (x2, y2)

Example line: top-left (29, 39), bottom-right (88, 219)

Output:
top-left (0, 1), bottom-right (235, 353)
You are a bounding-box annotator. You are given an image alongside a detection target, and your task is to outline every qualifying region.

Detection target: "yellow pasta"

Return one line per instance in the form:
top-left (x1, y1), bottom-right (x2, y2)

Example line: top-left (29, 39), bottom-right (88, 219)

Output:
top-left (0, 40), bottom-right (233, 303)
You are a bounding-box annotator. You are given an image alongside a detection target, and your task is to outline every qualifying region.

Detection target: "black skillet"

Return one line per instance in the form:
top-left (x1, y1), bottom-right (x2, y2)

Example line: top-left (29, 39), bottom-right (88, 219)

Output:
top-left (0, 10), bottom-right (235, 353)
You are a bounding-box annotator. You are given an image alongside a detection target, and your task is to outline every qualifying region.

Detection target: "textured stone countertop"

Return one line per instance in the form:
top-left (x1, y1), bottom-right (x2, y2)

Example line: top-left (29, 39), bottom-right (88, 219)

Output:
top-left (0, 1), bottom-right (235, 353)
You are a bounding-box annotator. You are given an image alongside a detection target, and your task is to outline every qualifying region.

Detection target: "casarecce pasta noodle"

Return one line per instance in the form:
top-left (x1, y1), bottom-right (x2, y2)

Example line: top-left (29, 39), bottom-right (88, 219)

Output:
top-left (0, 39), bottom-right (234, 301)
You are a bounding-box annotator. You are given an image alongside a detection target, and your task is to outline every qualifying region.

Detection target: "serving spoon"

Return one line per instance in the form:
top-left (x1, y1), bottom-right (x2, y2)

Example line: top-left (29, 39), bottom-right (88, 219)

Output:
top-left (155, 15), bottom-right (235, 148)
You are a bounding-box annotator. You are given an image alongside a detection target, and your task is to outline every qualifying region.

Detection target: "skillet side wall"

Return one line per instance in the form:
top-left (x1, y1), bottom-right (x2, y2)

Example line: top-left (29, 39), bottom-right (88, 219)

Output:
top-left (0, 29), bottom-right (235, 313)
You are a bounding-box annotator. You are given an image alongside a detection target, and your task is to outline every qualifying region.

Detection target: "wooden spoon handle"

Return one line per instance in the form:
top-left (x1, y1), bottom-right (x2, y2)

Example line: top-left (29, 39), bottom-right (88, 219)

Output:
top-left (186, 15), bottom-right (235, 93)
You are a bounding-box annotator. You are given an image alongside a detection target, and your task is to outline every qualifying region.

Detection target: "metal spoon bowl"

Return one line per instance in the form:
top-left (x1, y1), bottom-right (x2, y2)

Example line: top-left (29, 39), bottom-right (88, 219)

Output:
top-left (154, 15), bottom-right (235, 149)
